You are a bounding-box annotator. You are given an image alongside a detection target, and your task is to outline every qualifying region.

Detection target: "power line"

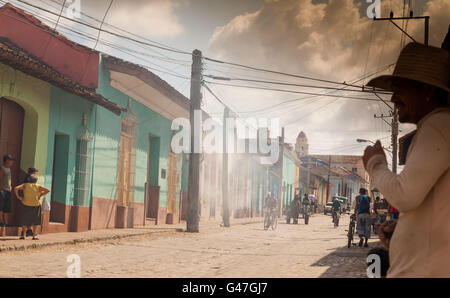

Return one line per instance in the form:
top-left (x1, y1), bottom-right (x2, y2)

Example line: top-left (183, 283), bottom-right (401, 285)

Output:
top-left (203, 80), bottom-right (385, 102)
top-left (205, 62), bottom-right (395, 116)
top-left (204, 56), bottom-right (348, 86)
top-left (38, 0), bottom-right (192, 63)
top-left (204, 75), bottom-right (392, 95)
top-left (0, 8), bottom-right (191, 80)
top-left (12, 0), bottom-right (396, 104)
top-left (93, 0), bottom-right (114, 50)
top-left (15, 0), bottom-right (192, 55)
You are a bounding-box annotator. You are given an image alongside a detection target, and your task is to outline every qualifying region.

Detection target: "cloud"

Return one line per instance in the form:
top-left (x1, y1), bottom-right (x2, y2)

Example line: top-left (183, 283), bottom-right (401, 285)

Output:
top-left (206, 0), bottom-right (449, 155)
top-left (105, 0), bottom-right (185, 38)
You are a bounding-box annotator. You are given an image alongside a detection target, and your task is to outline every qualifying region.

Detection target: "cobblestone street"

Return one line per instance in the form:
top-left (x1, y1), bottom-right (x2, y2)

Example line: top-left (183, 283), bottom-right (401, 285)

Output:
top-left (0, 214), bottom-right (378, 278)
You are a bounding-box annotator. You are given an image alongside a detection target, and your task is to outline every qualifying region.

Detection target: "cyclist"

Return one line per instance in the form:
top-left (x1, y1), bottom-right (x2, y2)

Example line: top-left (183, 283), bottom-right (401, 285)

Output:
top-left (302, 194), bottom-right (310, 215)
top-left (331, 197), bottom-right (341, 225)
top-left (264, 192), bottom-right (278, 212)
top-left (264, 192), bottom-right (278, 229)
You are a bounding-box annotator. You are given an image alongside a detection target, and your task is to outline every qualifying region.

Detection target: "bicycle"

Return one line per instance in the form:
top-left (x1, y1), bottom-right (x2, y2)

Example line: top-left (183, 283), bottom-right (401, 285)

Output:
top-left (264, 208), bottom-right (278, 230)
top-left (347, 214), bottom-right (356, 248)
top-left (332, 210), bottom-right (340, 227)
top-left (303, 205), bottom-right (309, 225)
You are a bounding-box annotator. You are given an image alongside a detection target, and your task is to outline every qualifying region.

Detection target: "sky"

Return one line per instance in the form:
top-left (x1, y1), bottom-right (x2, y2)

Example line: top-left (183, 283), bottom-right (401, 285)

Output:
top-left (5, 0), bottom-right (450, 159)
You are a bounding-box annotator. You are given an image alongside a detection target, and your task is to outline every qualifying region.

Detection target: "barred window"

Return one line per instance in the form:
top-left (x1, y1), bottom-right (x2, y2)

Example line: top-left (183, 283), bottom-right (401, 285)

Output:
top-left (74, 128), bottom-right (92, 206)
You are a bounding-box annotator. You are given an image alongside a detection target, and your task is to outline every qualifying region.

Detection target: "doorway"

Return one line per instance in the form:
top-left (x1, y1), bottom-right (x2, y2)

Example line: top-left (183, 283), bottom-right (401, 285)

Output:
top-left (117, 123), bottom-right (133, 207)
top-left (50, 134), bottom-right (69, 224)
top-left (146, 135), bottom-right (160, 221)
top-left (0, 98), bottom-right (24, 225)
top-left (166, 152), bottom-right (177, 223)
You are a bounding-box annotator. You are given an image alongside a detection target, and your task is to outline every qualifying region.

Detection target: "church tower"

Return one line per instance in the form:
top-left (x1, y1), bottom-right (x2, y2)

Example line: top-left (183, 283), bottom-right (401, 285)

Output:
top-left (295, 131), bottom-right (309, 157)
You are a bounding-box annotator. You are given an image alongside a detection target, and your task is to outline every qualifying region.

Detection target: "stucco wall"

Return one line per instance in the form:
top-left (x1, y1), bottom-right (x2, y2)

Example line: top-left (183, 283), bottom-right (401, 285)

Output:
top-left (0, 62), bottom-right (50, 185)
top-left (95, 59), bottom-right (178, 208)
top-left (45, 86), bottom-right (94, 206)
top-left (282, 154), bottom-right (295, 207)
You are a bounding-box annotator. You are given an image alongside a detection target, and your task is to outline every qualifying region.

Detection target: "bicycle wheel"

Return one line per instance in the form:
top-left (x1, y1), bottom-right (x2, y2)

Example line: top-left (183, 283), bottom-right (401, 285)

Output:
top-left (264, 214), bottom-right (270, 230)
top-left (272, 214), bottom-right (278, 230)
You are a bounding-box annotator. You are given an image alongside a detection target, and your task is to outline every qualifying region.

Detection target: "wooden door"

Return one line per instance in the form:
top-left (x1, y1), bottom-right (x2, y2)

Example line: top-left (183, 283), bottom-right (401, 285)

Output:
top-left (166, 152), bottom-right (177, 216)
top-left (117, 132), bottom-right (132, 206)
top-left (0, 98), bottom-right (24, 225)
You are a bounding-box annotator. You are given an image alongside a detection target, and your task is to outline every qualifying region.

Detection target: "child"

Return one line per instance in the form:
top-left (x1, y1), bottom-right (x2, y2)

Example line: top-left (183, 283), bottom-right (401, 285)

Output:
top-left (14, 174), bottom-right (49, 240)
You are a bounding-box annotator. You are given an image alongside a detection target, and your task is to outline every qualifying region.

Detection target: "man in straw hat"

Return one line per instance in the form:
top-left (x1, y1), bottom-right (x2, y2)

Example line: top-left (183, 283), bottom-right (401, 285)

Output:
top-left (362, 42), bottom-right (449, 278)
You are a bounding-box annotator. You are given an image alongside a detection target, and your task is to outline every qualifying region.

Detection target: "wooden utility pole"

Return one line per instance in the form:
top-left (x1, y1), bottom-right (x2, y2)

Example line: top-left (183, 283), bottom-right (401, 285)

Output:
top-left (391, 107), bottom-right (398, 174)
top-left (278, 127), bottom-right (284, 216)
top-left (222, 107), bottom-right (230, 227)
top-left (373, 14), bottom-right (430, 46)
top-left (306, 157), bottom-right (311, 198)
top-left (187, 49), bottom-right (202, 232)
top-left (326, 155), bottom-right (331, 203)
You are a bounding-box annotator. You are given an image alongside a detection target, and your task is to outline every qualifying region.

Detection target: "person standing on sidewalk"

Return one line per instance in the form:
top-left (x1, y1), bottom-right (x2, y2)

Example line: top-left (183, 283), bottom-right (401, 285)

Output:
top-left (14, 174), bottom-right (49, 240)
top-left (363, 42), bottom-right (449, 277)
top-left (354, 188), bottom-right (371, 248)
top-left (22, 168), bottom-right (39, 237)
top-left (0, 154), bottom-right (14, 237)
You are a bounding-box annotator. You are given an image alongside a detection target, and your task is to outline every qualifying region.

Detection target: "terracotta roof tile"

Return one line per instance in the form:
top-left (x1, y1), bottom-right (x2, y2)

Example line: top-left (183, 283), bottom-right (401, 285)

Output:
top-left (1, 3), bottom-right (97, 54)
top-left (0, 37), bottom-right (125, 115)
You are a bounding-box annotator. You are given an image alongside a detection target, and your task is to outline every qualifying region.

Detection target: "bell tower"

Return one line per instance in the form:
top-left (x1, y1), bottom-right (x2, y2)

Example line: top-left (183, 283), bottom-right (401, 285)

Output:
top-left (295, 131), bottom-right (309, 157)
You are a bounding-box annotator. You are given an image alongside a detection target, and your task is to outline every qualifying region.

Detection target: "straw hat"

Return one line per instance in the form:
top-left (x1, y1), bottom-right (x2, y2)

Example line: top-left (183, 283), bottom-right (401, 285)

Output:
top-left (367, 42), bottom-right (449, 93)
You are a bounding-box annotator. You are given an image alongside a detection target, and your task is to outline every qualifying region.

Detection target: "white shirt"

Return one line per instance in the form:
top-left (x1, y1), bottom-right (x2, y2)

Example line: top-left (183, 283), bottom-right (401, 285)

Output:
top-left (367, 107), bottom-right (450, 277)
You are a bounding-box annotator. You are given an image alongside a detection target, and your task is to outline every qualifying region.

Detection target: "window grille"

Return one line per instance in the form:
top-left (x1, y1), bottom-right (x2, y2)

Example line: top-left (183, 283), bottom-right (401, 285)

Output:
top-left (74, 114), bottom-right (93, 206)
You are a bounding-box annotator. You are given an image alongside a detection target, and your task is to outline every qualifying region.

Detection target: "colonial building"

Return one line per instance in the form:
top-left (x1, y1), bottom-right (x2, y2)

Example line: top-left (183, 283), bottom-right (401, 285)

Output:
top-left (0, 3), bottom-right (190, 235)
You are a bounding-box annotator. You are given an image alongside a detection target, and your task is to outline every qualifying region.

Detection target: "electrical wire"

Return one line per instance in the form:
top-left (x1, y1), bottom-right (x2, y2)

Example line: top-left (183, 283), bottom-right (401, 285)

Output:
top-left (93, 0), bottom-right (114, 50)
top-left (204, 75), bottom-right (392, 95)
top-left (204, 80), bottom-right (385, 102)
top-left (15, 0), bottom-right (192, 55)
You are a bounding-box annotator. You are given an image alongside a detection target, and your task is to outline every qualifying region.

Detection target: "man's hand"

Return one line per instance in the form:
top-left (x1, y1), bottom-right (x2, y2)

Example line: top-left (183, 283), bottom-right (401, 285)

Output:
top-left (378, 220), bottom-right (397, 250)
top-left (363, 140), bottom-right (386, 169)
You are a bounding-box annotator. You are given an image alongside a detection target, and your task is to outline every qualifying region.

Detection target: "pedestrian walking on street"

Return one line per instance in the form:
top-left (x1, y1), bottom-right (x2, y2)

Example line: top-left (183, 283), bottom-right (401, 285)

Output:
top-left (363, 42), bottom-right (449, 277)
top-left (354, 188), bottom-right (371, 248)
top-left (0, 154), bottom-right (14, 237)
top-left (14, 174), bottom-right (49, 240)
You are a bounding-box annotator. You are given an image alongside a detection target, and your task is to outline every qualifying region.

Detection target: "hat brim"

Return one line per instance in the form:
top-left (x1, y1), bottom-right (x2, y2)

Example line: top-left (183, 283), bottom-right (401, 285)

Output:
top-left (367, 75), bottom-right (450, 93)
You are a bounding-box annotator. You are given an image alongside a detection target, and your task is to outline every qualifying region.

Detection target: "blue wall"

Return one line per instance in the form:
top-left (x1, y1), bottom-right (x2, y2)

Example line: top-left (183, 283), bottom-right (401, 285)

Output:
top-left (46, 86), bottom-right (94, 206)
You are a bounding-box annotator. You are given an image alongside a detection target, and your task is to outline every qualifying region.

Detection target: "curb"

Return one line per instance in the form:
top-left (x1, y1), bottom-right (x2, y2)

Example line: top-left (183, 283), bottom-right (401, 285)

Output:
top-left (0, 219), bottom-right (264, 253)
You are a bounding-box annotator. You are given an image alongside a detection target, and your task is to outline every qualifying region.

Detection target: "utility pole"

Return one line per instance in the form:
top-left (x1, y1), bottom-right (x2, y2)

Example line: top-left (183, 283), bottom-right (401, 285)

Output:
top-left (374, 111), bottom-right (397, 173)
top-left (187, 49), bottom-right (202, 233)
top-left (392, 107), bottom-right (398, 174)
top-left (373, 14), bottom-right (430, 46)
top-left (222, 107), bottom-right (230, 227)
top-left (306, 157), bottom-right (311, 199)
top-left (326, 155), bottom-right (331, 203)
top-left (278, 127), bottom-right (285, 217)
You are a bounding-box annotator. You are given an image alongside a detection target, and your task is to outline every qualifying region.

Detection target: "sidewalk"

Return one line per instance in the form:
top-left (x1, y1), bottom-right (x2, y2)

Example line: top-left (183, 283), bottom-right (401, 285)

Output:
top-left (0, 217), bottom-right (264, 253)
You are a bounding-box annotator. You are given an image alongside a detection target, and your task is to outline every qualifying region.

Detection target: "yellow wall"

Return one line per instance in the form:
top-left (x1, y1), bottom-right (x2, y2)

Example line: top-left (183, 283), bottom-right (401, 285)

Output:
top-left (0, 63), bottom-right (50, 184)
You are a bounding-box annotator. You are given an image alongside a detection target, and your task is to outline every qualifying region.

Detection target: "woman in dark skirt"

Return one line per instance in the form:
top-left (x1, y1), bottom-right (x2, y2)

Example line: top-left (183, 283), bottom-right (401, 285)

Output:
top-left (14, 174), bottom-right (50, 240)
